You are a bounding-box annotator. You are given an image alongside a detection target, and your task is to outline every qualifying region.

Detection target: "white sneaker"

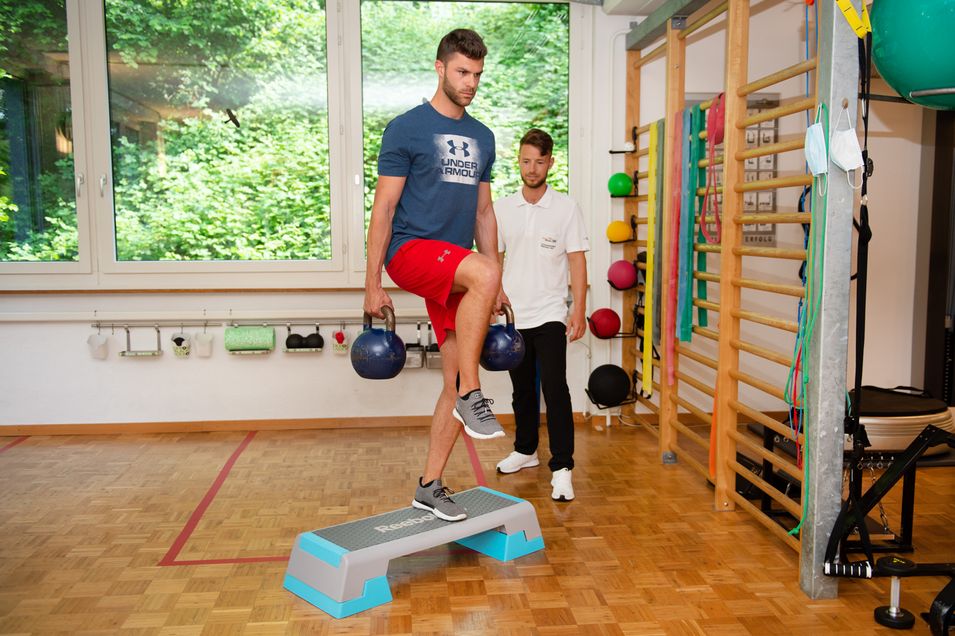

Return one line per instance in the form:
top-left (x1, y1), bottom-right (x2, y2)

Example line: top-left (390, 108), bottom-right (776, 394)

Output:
top-left (496, 451), bottom-right (539, 474)
top-left (551, 468), bottom-right (574, 501)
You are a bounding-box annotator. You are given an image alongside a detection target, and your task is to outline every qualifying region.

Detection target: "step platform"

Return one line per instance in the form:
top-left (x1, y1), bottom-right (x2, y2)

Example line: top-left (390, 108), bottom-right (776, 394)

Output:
top-left (283, 486), bottom-right (545, 618)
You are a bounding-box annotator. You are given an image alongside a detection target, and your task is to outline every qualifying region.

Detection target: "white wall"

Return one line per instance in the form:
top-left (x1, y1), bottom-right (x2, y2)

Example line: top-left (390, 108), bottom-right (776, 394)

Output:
top-left (0, 290), bottom-right (590, 425)
top-left (0, 1), bottom-right (933, 428)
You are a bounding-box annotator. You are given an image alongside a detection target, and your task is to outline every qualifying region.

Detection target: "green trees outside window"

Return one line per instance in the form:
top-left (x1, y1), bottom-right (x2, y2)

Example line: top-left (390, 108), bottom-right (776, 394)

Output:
top-left (0, 0), bottom-right (78, 262)
top-left (361, 1), bottom-right (570, 228)
top-left (1, 0), bottom-right (569, 264)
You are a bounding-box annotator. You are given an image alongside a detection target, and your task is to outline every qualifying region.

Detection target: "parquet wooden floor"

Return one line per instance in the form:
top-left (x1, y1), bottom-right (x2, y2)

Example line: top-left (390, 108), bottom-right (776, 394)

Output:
top-left (0, 421), bottom-right (952, 635)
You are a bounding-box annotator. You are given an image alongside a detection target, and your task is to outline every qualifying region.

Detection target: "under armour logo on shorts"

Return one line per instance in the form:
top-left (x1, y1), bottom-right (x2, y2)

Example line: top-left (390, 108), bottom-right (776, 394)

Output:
top-left (447, 140), bottom-right (470, 157)
top-left (437, 249), bottom-right (451, 263)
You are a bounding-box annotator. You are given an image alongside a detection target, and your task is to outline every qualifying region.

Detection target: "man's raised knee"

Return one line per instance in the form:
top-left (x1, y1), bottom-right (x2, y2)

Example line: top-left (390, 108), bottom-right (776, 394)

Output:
top-left (457, 254), bottom-right (500, 296)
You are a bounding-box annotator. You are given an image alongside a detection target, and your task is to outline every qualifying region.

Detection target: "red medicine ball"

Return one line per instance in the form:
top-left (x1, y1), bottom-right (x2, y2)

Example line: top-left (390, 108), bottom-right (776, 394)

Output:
top-left (588, 308), bottom-right (621, 339)
top-left (607, 260), bottom-right (638, 290)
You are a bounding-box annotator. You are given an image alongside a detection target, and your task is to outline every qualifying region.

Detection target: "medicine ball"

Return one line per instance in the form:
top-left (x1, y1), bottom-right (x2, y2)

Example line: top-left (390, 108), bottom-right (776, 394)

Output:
top-left (285, 333), bottom-right (305, 349)
top-left (606, 220), bottom-right (632, 243)
top-left (587, 364), bottom-right (632, 407)
top-left (588, 308), bottom-right (621, 339)
top-left (871, 0), bottom-right (955, 110)
top-left (607, 260), bottom-right (638, 290)
top-left (607, 172), bottom-right (633, 197)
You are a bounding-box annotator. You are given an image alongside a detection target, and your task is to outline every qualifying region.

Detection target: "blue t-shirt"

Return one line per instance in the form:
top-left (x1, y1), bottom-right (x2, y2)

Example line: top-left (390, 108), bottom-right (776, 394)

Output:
top-left (378, 102), bottom-right (495, 264)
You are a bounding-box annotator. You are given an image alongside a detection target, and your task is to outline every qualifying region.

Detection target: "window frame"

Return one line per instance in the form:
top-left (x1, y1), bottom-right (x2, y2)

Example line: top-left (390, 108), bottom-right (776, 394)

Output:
top-left (0, 0), bottom-right (579, 291)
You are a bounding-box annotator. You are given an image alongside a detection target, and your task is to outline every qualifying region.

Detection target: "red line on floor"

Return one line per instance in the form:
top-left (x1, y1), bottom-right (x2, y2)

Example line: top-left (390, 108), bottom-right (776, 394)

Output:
top-left (462, 434), bottom-right (488, 487)
top-left (169, 555), bottom-right (288, 566)
top-left (159, 431), bottom-right (258, 566)
top-left (161, 428), bottom-right (490, 567)
top-left (0, 436), bottom-right (28, 454)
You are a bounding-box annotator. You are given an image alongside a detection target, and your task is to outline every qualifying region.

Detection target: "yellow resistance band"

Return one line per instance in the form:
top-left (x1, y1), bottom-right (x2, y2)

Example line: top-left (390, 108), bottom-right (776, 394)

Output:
top-left (835, 0), bottom-right (871, 38)
top-left (643, 121), bottom-right (658, 396)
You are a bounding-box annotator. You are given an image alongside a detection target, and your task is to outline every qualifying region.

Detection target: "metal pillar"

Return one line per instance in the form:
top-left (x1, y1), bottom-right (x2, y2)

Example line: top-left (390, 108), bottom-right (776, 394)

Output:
top-left (799, 0), bottom-right (860, 599)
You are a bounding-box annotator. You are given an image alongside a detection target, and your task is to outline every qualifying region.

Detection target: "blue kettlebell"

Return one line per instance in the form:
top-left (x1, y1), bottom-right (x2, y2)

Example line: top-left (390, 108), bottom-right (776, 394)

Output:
top-left (480, 303), bottom-right (525, 372)
top-left (351, 306), bottom-right (406, 379)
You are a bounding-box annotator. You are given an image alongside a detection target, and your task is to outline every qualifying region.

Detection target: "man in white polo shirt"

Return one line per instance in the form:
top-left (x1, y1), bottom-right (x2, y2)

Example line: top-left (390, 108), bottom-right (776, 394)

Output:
top-left (495, 128), bottom-right (589, 501)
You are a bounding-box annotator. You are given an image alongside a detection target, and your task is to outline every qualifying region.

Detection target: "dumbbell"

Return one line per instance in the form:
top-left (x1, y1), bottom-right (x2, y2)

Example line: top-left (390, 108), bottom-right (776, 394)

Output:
top-left (874, 555), bottom-right (916, 629)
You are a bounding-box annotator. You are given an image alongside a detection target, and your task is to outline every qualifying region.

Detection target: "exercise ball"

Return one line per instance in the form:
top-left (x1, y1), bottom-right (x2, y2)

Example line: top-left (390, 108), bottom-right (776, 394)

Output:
top-left (606, 220), bottom-right (631, 243)
top-left (587, 364), bottom-right (632, 407)
top-left (588, 308), bottom-right (621, 339)
top-left (607, 172), bottom-right (633, 196)
top-left (871, 0), bottom-right (955, 110)
top-left (607, 259), bottom-right (638, 290)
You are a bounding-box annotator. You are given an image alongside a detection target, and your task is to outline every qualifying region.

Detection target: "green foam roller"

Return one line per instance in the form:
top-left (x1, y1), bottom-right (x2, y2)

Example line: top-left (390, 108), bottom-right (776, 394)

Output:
top-left (224, 326), bottom-right (275, 351)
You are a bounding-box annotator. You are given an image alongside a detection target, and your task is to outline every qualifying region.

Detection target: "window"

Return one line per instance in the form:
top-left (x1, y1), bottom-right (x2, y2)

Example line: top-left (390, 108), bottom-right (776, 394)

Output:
top-left (0, 0), bottom-right (574, 287)
top-left (0, 0), bottom-right (79, 263)
top-left (360, 1), bottom-right (570, 229)
top-left (104, 0), bottom-right (332, 262)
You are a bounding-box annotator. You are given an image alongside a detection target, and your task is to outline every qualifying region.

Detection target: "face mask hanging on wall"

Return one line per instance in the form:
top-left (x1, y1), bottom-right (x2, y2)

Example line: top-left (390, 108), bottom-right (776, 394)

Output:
top-left (804, 106), bottom-right (828, 194)
top-left (830, 106), bottom-right (864, 189)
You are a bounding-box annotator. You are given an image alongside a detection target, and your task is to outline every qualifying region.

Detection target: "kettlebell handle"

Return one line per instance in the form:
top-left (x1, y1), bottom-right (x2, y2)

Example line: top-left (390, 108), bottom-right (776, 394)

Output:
top-left (500, 303), bottom-right (515, 326)
top-left (363, 305), bottom-right (396, 332)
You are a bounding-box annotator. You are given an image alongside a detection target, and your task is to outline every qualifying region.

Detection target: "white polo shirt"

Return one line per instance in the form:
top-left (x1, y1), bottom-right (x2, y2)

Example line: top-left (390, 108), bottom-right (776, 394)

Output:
top-left (497, 186), bottom-right (589, 330)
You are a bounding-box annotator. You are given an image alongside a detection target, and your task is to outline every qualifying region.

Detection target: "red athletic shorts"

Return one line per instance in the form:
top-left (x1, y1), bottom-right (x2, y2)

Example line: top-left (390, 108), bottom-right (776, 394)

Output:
top-left (385, 239), bottom-right (472, 348)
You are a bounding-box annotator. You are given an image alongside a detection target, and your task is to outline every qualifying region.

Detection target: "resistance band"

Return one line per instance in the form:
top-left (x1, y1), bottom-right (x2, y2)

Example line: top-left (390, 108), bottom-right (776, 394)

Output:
top-left (700, 94), bottom-right (725, 244)
top-left (677, 108), bottom-right (695, 341)
top-left (785, 101), bottom-right (829, 537)
top-left (835, 0), bottom-right (871, 38)
top-left (653, 118), bottom-right (665, 347)
top-left (642, 121), bottom-right (658, 397)
top-left (665, 111), bottom-right (684, 385)
top-left (688, 123), bottom-right (713, 327)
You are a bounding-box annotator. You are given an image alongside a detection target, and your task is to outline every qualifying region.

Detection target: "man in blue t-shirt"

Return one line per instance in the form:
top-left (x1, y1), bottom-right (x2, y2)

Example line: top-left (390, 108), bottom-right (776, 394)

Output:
top-left (363, 29), bottom-right (508, 522)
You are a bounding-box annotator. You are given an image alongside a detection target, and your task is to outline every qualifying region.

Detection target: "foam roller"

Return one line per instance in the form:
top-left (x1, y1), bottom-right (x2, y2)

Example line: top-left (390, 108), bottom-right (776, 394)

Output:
top-left (224, 326), bottom-right (275, 352)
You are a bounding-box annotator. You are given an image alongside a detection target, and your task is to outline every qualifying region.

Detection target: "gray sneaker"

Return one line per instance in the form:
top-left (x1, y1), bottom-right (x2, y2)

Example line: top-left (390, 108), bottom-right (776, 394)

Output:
top-left (412, 478), bottom-right (467, 522)
top-left (453, 389), bottom-right (505, 439)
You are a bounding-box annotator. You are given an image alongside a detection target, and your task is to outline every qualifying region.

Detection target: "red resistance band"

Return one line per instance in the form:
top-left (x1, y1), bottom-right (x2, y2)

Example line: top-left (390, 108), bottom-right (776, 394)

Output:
top-left (701, 93), bottom-right (725, 244)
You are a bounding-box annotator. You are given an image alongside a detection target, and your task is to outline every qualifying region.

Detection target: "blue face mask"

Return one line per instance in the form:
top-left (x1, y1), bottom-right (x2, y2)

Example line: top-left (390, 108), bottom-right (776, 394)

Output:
top-left (804, 106), bottom-right (828, 195)
top-left (804, 122), bottom-right (828, 176)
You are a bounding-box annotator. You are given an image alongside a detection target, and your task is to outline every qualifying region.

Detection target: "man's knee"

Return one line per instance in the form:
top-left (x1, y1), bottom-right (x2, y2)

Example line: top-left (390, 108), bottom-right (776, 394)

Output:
top-left (457, 254), bottom-right (500, 295)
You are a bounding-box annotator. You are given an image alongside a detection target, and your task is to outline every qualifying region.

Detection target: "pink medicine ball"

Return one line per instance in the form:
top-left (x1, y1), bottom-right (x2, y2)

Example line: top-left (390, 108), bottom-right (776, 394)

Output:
top-left (607, 260), bottom-right (638, 290)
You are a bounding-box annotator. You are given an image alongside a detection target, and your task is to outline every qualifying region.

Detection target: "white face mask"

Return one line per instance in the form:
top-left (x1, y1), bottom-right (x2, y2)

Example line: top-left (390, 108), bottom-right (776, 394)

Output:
top-left (804, 122), bottom-right (828, 176)
top-left (830, 107), bottom-right (864, 189)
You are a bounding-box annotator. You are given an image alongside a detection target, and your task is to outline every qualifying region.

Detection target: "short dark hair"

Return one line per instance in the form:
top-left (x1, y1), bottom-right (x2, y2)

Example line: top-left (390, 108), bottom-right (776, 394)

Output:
top-left (436, 29), bottom-right (487, 63)
top-left (520, 128), bottom-right (554, 156)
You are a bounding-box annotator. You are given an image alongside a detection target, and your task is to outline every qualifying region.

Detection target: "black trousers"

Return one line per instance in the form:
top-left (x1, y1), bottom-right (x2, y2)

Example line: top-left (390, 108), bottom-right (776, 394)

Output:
top-left (508, 321), bottom-right (574, 471)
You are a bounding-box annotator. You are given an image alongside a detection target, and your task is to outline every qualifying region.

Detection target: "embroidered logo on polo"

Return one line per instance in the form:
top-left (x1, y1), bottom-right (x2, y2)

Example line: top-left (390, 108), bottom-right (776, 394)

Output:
top-left (437, 249), bottom-right (452, 263)
top-left (434, 134), bottom-right (481, 185)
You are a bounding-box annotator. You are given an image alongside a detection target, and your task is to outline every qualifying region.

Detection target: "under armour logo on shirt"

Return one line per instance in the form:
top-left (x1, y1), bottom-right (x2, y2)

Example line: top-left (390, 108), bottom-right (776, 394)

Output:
top-left (447, 140), bottom-right (470, 157)
top-left (437, 249), bottom-right (452, 263)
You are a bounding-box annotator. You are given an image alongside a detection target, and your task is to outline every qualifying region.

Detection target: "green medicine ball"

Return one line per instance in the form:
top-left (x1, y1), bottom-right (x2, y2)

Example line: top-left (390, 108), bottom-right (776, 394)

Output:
top-left (871, 0), bottom-right (955, 111)
top-left (607, 172), bottom-right (633, 197)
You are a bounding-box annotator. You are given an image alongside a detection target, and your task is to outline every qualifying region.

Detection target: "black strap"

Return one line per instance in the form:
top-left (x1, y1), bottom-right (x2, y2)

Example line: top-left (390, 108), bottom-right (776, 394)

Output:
top-left (843, 33), bottom-right (875, 564)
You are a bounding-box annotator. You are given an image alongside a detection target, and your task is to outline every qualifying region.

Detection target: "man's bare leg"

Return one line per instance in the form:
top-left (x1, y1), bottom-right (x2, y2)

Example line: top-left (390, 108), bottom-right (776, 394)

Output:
top-left (450, 253), bottom-right (500, 395)
top-left (422, 333), bottom-right (462, 483)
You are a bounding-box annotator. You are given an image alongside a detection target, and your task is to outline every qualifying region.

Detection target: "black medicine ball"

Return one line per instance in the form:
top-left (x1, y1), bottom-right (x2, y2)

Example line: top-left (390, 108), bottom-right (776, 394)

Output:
top-left (304, 332), bottom-right (324, 349)
top-left (587, 364), bottom-right (632, 407)
top-left (286, 333), bottom-right (305, 349)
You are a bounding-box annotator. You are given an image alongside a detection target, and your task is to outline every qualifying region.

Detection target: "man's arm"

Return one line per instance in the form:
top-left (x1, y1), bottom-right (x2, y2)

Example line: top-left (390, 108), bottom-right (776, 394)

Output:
top-left (475, 181), bottom-right (509, 312)
top-left (363, 175), bottom-right (406, 317)
top-left (567, 251), bottom-right (587, 341)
